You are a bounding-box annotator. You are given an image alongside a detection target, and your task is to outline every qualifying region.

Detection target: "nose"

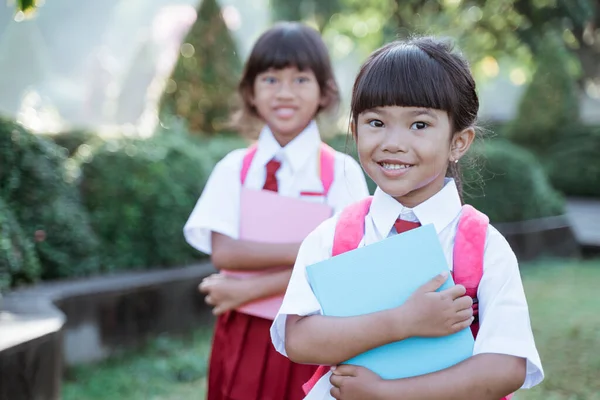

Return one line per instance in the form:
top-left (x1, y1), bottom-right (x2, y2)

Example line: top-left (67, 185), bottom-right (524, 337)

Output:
top-left (380, 127), bottom-right (409, 153)
top-left (276, 80), bottom-right (295, 100)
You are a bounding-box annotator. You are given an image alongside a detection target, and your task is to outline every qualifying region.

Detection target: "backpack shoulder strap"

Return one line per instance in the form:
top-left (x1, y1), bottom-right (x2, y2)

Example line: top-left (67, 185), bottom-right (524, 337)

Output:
top-left (332, 197), bottom-right (373, 257)
top-left (318, 143), bottom-right (336, 196)
top-left (240, 144), bottom-right (258, 185)
top-left (453, 204), bottom-right (489, 338)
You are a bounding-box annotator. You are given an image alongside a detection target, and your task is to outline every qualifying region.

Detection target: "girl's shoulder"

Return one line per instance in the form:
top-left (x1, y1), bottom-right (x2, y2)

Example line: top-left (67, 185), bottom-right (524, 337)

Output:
top-left (482, 221), bottom-right (518, 266)
top-left (212, 147), bottom-right (251, 172)
top-left (330, 148), bottom-right (362, 169)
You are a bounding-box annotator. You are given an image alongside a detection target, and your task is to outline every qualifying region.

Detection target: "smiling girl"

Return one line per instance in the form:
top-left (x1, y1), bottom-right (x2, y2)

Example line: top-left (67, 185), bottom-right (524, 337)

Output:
top-left (184, 22), bottom-right (369, 400)
top-left (271, 37), bottom-right (544, 400)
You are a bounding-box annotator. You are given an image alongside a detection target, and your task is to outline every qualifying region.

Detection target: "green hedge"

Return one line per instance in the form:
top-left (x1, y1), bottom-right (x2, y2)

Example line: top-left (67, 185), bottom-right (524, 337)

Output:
top-left (463, 140), bottom-right (565, 223)
top-left (0, 197), bottom-right (41, 292)
top-left (76, 129), bottom-right (246, 270)
top-left (49, 129), bottom-right (97, 157)
top-left (0, 119), bottom-right (101, 280)
top-left (545, 125), bottom-right (600, 198)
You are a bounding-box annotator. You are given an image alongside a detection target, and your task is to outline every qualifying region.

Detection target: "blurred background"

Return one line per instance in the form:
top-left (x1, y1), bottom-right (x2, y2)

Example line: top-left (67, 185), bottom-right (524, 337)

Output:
top-left (1, 1), bottom-right (599, 399)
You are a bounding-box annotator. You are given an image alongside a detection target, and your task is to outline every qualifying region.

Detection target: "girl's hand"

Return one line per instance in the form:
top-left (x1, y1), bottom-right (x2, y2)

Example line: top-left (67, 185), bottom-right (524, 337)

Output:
top-left (401, 272), bottom-right (474, 337)
top-left (329, 365), bottom-right (384, 400)
top-left (199, 273), bottom-right (252, 315)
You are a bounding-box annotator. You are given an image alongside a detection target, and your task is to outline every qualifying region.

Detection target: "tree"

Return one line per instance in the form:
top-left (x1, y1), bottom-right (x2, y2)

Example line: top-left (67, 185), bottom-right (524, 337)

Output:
top-left (16, 0), bottom-right (35, 13)
top-left (270, 0), bottom-right (599, 87)
top-left (506, 32), bottom-right (581, 151)
top-left (158, 0), bottom-right (242, 134)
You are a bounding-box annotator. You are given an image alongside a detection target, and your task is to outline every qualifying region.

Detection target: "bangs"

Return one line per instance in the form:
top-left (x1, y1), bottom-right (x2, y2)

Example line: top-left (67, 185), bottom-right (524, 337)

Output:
top-left (351, 44), bottom-right (459, 119)
top-left (246, 23), bottom-right (328, 76)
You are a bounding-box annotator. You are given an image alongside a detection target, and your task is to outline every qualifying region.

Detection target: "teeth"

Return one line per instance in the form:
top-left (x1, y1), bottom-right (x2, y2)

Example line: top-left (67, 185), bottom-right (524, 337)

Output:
top-left (381, 163), bottom-right (410, 170)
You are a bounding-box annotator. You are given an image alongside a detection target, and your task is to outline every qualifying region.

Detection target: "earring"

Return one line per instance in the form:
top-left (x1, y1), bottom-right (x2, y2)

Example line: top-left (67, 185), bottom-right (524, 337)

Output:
top-left (454, 159), bottom-right (459, 164)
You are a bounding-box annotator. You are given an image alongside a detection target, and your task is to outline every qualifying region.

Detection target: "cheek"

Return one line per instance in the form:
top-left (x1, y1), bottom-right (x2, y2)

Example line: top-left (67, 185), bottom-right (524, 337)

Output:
top-left (355, 131), bottom-right (375, 159)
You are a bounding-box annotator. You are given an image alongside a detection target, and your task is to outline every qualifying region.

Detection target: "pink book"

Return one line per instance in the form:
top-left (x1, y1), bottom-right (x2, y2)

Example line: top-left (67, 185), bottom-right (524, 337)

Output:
top-left (222, 187), bottom-right (333, 320)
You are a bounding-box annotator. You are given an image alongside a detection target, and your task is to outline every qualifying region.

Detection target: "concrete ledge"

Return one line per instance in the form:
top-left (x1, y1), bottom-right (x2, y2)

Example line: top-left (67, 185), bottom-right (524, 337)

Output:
top-left (495, 215), bottom-right (581, 261)
top-left (0, 262), bottom-right (216, 400)
top-left (0, 325), bottom-right (63, 400)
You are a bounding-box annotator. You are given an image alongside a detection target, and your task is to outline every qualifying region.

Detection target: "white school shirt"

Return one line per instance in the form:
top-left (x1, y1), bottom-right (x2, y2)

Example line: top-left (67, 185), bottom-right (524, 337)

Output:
top-left (271, 179), bottom-right (544, 400)
top-left (183, 121), bottom-right (370, 254)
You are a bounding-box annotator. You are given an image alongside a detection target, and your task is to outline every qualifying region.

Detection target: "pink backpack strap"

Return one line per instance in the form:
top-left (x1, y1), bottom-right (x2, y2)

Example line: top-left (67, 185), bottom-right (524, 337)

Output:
top-left (453, 204), bottom-right (489, 338)
top-left (332, 197), bottom-right (373, 256)
top-left (318, 143), bottom-right (336, 196)
top-left (240, 144), bottom-right (258, 185)
top-left (240, 142), bottom-right (334, 191)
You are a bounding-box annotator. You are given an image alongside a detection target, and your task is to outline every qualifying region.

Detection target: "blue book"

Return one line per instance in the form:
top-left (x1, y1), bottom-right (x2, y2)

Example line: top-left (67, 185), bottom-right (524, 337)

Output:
top-left (305, 224), bottom-right (474, 379)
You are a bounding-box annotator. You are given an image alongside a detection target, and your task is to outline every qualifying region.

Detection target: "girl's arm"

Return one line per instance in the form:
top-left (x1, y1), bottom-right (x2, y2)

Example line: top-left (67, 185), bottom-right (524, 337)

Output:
top-left (330, 355), bottom-right (525, 400)
top-left (211, 232), bottom-right (301, 271)
top-left (285, 273), bottom-right (474, 365)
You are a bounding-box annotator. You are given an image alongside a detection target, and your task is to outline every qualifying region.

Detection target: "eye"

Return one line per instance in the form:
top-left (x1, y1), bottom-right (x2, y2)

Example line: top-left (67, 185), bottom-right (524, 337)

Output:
top-left (410, 121), bottom-right (428, 130)
top-left (262, 76), bottom-right (277, 84)
top-left (368, 119), bottom-right (384, 128)
top-left (295, 76), bottom-right (310, 84)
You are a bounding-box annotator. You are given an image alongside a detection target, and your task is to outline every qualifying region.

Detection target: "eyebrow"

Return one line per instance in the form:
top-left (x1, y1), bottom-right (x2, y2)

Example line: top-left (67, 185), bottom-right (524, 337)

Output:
top-left (406, 108), bottom-right (438, 119)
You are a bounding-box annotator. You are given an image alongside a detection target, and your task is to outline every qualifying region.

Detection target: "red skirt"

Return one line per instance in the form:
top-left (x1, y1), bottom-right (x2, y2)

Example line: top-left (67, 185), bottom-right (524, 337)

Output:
top-left (207, 310), bottom-right (318, 400)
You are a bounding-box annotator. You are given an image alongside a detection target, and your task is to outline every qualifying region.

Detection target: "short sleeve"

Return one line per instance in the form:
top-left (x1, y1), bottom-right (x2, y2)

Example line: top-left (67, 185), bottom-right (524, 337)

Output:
top-left (183, 150), bottom-right (245, 255)
top-left (328, 153), bottom-right (370, 213)
top-left (474, 226), bottom-right (544, 389)
top-left (270, 216), bottom-right (337, 357)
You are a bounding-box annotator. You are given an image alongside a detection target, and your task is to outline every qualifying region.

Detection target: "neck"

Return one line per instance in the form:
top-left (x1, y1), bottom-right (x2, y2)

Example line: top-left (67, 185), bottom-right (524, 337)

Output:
top-left (393, 179), bottom-right (445, 209)
top-left (268, 121), bottom-right (314, 148)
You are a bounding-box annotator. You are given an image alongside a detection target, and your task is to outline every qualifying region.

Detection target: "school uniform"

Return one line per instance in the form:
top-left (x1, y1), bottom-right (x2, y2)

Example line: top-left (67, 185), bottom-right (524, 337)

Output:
top-left (184, 120), bottom-right (370, 400)
top-left (270, 179), bottom-right (544, 400)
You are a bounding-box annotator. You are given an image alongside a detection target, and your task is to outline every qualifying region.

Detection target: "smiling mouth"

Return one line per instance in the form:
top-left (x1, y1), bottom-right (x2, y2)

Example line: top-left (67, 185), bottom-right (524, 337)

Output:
top-left (378, 162), bottom-right (413, 170)
top-left (274, 107), bottom-right (297, 118)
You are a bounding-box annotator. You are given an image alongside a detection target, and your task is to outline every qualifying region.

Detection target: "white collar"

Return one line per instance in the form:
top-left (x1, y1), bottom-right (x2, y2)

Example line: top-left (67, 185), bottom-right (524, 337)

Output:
top-left (253, 121), bottom-right (322, 173)
top-left (369, 179), bottom-right (462, 237)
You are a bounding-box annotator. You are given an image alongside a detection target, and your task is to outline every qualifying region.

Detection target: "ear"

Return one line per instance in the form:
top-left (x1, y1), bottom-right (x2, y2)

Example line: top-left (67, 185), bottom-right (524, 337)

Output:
top-left (319, 80), bottom-right (335, 109)
top-left (350, 122), bottom-right (357, 140)
top-left (450, 127), bottom-right (475, 163)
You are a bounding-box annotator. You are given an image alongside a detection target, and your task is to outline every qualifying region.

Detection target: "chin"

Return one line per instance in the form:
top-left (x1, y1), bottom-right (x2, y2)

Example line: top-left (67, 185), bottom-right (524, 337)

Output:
top-left (378, 183), bottom-right (414, 199)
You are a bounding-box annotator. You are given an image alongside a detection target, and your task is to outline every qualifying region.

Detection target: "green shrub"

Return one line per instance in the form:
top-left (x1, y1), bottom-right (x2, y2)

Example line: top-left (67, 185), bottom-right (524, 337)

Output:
top-left (545, 125), bottom-right (600, 197)
top-left (0, 118), bottom-right (101, 280)
top-left (48, 129), bottom-right (97, 157)
top-left (0, 197), bottom-right (41, 292)
top-left (463, 139), bottom-right (565, 223)
top-left (77, 129), bottom-right (246, 270)
top-left (505, 32), bottom-right (580, 152)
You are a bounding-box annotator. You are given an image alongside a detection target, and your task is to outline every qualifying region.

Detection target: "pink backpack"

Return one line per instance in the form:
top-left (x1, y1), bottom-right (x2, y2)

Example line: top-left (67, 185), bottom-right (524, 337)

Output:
top-left (303, 197), bottom-right (513, 400)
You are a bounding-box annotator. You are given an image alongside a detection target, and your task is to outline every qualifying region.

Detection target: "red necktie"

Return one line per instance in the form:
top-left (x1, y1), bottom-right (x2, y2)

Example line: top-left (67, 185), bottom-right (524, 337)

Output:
top-left (263, 159), bottom-right (281, 192)
top-left (303, 218), bottom-right (421, 395)
top-left (394, 219), bottom-right (421, 234)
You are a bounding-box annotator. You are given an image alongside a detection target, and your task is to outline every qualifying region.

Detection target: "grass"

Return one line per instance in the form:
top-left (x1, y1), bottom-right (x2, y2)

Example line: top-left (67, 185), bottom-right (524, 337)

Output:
top-left (515, 259), bottom-right (600, 400)
top-left (62, 329), bottom-right (212, 400)
top-left (63, 259), bottom-right (600, 400)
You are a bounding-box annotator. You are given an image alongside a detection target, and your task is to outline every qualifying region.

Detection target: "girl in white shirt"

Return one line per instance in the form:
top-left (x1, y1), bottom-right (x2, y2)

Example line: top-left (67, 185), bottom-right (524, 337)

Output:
top-left (271, 37), bottom-right (544, 400)
top-left (184, 22), bottom-right (369, 400)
